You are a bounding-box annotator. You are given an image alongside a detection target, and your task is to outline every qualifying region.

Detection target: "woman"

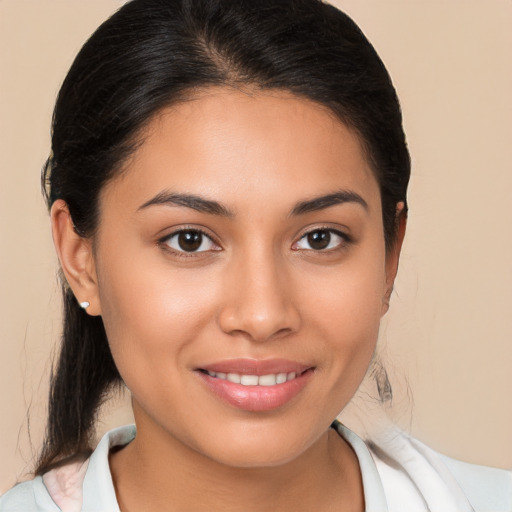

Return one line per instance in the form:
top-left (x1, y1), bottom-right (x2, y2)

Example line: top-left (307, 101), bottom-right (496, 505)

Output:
top-left (1, 0), bottom-right (510, 510)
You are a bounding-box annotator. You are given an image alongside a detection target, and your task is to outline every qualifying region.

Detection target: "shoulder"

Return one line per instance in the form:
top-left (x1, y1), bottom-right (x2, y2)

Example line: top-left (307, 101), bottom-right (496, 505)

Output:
top-left (367, 427), bottom-right (512, 512)
top-left (0, 461), bottom-right (90, 512)
top-left (0, 481), bottom-right (36, 510)
top-left (0, 425), bottom-right (135, 512)
top-left (0, 477), bottom-right (59, 511)
top-left (440, 453), bottom-right (512, 512)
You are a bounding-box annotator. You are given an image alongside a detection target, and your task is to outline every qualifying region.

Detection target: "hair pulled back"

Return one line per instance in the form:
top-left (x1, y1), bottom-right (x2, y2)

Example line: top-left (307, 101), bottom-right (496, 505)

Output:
top-left (37, 0), bottom-right (410, 474)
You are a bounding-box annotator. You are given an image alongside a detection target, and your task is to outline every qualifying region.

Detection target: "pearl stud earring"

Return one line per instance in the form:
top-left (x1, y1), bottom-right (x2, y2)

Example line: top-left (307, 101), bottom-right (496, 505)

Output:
top-left (79, 301), bottom-right (90, 309)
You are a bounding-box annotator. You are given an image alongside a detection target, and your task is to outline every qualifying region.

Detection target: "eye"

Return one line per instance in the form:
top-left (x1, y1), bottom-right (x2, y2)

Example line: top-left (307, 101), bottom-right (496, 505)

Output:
top-left (294, 229), bottom-right (348, 251)
top-left (162, 229), bottom-right (218, 253)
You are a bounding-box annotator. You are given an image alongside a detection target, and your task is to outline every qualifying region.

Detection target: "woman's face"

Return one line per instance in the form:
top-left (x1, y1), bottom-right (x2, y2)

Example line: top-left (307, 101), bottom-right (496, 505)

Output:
top-left (92, 88), bottom-right (399, 467)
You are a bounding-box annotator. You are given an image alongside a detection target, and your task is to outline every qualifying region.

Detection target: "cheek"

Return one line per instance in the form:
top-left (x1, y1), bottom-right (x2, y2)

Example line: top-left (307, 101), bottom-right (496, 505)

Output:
top-left (303, 250), bottom-right (386, 334)
top-left (95, 251), bottom-right (219, 383)
top-left (299, 249), bottom-right (386, 386)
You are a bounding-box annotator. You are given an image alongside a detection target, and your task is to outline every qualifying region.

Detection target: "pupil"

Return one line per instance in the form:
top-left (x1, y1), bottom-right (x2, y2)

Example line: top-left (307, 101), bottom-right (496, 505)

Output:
top-left (308, 230), bottom-right (330, 250)
top-left (178, 231), bottom-right (202, 251)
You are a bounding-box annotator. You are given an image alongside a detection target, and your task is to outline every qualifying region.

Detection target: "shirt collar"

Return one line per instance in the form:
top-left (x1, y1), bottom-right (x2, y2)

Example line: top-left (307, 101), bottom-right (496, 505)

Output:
top-left (81, 424), bottom-right (135, 512)
top-left (81, 423), bottom-right (388, 512)
top-left (332, 420), bottom-right (389, 512)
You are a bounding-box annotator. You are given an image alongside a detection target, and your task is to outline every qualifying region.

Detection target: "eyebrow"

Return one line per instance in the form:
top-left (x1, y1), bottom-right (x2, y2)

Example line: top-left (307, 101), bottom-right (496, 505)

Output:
top-left (138, 189), bottom-right (368, 217)
top-left (138, 191), bottom-right (234, 217)
top-left (290, 190), bottom-right (368, 216)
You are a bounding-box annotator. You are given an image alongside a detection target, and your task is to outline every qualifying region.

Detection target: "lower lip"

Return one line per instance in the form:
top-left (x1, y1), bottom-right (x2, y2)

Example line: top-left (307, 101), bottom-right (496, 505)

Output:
top-left (197, 370), bottom-right (314, 412)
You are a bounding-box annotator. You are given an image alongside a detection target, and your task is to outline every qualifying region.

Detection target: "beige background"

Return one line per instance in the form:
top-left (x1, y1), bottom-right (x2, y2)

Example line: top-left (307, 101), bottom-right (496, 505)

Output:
top-left (1, 0), bottom-right (511, 493)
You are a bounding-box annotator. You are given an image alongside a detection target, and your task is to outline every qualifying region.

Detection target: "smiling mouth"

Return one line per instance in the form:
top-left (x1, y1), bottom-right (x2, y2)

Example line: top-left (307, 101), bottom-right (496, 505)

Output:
top-left (195, 359), bottom-right (315, 411)
top-left (196, 366), bottom-right (314, 411)
top-left (198, 369), bottom-right (310, 386)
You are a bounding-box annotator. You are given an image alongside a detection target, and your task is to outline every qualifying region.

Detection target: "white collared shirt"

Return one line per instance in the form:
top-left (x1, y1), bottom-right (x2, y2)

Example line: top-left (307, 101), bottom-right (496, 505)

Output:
top-left (1, 423), bottom-right (511, 511)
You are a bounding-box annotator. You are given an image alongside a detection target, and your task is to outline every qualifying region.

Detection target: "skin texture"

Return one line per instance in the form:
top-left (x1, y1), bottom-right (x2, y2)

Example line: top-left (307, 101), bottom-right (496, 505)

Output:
top-left (51, 88), bottom-right (405, 511)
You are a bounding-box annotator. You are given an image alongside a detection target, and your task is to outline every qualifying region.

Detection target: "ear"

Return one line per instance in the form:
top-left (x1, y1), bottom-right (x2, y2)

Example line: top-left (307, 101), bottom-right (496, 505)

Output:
top-left (382, 202), bottom-right (407, 316)
top-left (51, 200), bottom-right (101, 316)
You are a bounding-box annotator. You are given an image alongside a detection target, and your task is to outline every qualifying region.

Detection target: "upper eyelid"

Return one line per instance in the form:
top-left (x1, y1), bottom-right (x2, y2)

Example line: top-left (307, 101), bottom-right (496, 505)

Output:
top-left (158, 226), bottom-right (217, 243)
top-left (297, 225), bottom-right (351, 241)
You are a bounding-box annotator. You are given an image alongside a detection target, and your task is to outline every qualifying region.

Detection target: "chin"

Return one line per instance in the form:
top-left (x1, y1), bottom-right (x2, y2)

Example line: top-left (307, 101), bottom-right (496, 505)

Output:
top-left (192, 419), bottom-right (321, 469)
top-left (205, 443), bottom-right (306, 469)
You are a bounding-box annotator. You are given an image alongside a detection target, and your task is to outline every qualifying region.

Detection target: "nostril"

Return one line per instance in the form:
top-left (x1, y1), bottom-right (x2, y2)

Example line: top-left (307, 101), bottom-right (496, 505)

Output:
top-left (273, 327), bottom-right (294, 339)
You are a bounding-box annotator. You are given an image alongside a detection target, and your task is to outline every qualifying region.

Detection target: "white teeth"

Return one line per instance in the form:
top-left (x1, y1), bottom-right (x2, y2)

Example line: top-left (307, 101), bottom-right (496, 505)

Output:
top-left (205, 370), bottom-right (301, 386)
top-left (276, 373), bottom-right (287, 384)
top-left (258, 374), bottom-right (277, 386)
top-left (241, 375), bottom-right (259, 386)
top-left (226, 373), bottom-right (241, 384)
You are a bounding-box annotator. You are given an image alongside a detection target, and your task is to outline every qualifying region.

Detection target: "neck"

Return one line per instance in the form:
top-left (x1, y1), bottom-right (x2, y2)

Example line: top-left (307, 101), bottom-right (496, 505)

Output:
top-left (110, 416), bottom-right (364, 512)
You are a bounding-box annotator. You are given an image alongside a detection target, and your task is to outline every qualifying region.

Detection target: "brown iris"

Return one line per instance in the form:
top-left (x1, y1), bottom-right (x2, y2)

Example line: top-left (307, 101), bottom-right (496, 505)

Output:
top-left (178, 231), bottom-right (203, 251)
top-left (307, 230), bottom-right (331, 250)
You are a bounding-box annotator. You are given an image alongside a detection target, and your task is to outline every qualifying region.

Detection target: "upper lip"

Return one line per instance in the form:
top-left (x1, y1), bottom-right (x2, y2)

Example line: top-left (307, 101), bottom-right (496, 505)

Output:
top-left (197, 358), bottom-right (312, 376)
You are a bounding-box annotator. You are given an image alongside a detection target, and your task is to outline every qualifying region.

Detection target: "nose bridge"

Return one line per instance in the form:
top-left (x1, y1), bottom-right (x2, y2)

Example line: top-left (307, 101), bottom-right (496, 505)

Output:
top-left (218, 240), bottom-right (300, 341)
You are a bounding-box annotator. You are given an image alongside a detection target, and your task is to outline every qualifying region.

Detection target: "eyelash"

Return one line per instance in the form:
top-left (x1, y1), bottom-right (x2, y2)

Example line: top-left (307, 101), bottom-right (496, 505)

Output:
top-left (158, 226), bottom-right (351, 258)
top-left (159, 228), bottom-right (220, 258)
top-left (293, 227), bottom-right (351, 252)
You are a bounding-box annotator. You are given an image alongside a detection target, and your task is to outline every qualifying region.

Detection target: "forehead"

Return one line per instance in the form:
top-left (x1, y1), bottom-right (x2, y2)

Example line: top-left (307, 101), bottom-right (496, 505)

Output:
top-left (103, 87), bottom-right (380, 215)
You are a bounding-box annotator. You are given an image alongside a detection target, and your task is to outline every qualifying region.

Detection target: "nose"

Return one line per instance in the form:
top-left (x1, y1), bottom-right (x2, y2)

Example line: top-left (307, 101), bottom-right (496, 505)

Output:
top-left (217, 249), bottom-right (301, 343)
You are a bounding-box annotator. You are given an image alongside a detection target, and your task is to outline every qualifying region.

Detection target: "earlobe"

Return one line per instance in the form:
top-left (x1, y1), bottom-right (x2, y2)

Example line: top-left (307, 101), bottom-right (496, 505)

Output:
top-left (382, 202), bottom-right (407, 315)
top-left (51, 200), bottom-right (101, 316)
